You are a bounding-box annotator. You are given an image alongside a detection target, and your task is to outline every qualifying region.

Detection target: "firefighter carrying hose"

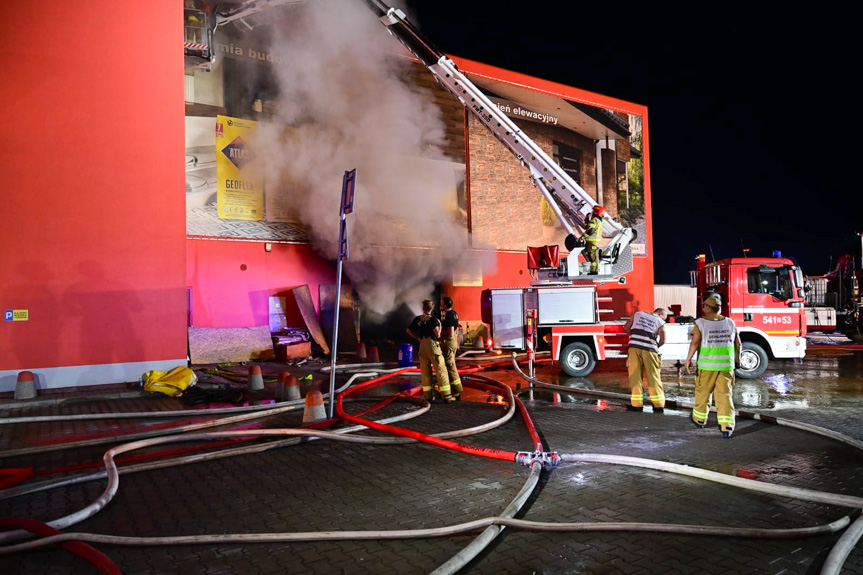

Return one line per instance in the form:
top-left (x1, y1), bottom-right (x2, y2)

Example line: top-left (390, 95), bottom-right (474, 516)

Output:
top-left (684, 294), bottom-right (742, 438)
top-left (583, 205), bottom-right (605, 275)
top-left (407, 298), bottom-right (455, 403)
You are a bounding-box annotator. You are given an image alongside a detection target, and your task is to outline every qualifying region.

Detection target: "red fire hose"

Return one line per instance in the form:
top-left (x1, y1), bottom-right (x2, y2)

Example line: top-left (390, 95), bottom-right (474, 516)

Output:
top-left (337, 369), bottom-right (537, 463)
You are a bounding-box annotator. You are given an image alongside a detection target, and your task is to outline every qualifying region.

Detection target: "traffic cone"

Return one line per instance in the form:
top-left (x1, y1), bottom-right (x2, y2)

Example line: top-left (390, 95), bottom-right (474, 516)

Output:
top-left (14, 371), bottom-right (37, 400)
top-left (475, 336), bottom-right (485, 349)
top-left (302, 390), bottom-right (326, 422)
top-left (284, 373), bottom-right (301, 401)
top-left (356, 342), bottom-right (367, 359)
top-left (276, 371), bottom-right (288, 401)
top-left (247, 365), bottom-right (264, 391)
top-left (367, 345), bottom-right (380, 363)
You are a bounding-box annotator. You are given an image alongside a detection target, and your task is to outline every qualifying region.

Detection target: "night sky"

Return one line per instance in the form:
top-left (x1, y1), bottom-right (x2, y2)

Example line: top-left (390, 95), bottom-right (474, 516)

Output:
top-left (402, 1), bottom-right (860, 284)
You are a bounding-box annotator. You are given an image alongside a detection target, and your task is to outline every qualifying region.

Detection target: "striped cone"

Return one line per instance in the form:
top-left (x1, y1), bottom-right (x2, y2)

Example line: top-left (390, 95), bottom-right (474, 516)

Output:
top-left (367, 345), bottom-right (380, 363)
top-left (284, 374), bottom-right (301, 401)
top-left (248, 365), bottom-right (264, 391)
top-left (302, 390), bottom-right (326, 422)
top-left (14, 371), bottom-right (37, 400)
top-left (276, 371), bottom-right (289, 401)
top-left (356, 342), bottom-right (367, 359)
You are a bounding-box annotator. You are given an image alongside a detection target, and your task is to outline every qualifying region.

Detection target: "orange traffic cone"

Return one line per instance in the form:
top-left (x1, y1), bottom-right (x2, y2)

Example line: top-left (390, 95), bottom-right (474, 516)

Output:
top-left (276, 371), bottom-right (289, 401)
top-left (367, 345), bottom-right (380, 363)
top-left (356, 342), bottom-right (367, 359)
top-left (14, 371), bottom-right (37, 400)
top-left (248, 365), bottom-right (264, 391)
top-left (284, 373), bottom-right (301, 401)
top-left (475, 336), bottom-right (485, 350)
top-left (303, 390), bottom-right (326, 422)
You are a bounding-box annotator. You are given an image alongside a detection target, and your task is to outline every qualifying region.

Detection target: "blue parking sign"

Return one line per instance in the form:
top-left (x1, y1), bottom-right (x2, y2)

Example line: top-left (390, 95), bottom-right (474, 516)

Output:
top-left (4, 310), bottom-right (12, 321)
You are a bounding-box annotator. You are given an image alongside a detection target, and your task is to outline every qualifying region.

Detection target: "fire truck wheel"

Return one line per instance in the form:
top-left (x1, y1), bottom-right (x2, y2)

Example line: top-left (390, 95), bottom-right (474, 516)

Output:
top-left (560, 342), bottom-right (596, 377)
top-left (735, 341), bottom-right (768, 379)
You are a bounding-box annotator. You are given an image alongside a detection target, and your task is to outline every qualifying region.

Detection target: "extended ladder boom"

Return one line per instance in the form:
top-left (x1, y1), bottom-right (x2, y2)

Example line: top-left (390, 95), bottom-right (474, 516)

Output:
top-left (365, 1), bottom-right (636, 276)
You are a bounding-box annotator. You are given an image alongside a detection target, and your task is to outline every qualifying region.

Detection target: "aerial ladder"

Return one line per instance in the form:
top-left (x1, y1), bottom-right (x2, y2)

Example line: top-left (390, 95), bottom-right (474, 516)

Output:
top-left (363, 0), bottom-right (637, 281)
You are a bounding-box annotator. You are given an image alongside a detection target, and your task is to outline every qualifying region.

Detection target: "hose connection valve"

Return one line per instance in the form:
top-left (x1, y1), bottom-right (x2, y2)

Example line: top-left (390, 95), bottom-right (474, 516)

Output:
top-left (515, 450), bottom-right (561, 467)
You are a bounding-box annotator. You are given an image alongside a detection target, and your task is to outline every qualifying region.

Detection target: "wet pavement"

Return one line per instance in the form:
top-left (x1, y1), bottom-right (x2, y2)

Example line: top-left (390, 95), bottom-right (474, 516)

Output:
top-left (1, 348), bottom-right (862, 574)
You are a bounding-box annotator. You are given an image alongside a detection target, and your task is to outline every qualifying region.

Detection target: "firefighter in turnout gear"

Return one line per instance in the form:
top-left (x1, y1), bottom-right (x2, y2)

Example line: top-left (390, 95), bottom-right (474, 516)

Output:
top-left (407, 298), bottom-right (455, 403)
top-left (583, 205), bottom-right (605, 275)
top-left (684, 294), bottom-right (742, 438)
top-left (624, 307), bottom-right (668, 412)
top-left (439, 296), bottom-right (463, 399)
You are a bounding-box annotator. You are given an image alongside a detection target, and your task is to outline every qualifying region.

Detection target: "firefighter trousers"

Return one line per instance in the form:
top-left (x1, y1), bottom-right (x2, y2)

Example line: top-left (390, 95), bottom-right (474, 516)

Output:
top-left (626, 347), bottom-right (664, 408)
top-left (440, 335), bottom-right (462, 396)
top-left (419, 338), bottom-right (452, 400)
top-left (692, 370), bottom-right (735, 432)
top-left (584, 242), bottom-right (600, 273)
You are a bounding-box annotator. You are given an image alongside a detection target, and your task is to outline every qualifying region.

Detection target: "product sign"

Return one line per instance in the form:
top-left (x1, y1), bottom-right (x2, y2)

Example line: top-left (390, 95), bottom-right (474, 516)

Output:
top-left (4, 309), bottom-right (29, 321)
top-left (216, 115), bottom-right (263, 221)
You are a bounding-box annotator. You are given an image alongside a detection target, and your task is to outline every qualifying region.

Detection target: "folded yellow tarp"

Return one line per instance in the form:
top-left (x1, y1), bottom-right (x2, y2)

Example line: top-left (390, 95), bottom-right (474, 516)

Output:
top-left (140, 366), bottom-right (197, 397)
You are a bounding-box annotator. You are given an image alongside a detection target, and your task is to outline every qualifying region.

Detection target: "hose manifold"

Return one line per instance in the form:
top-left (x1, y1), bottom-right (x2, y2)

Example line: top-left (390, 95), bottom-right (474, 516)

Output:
top-left (515, 450), bottom-right (560, 467)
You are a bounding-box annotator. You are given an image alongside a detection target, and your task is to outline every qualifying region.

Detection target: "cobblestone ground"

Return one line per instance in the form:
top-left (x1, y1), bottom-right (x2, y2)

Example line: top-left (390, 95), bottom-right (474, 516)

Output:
top-left (1, 353), bottom-right (862, 574)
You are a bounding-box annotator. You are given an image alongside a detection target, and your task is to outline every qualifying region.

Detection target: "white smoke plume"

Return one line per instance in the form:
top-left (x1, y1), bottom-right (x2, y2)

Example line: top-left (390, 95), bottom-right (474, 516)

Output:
top-left (252, 0), bottom-right (496, 314)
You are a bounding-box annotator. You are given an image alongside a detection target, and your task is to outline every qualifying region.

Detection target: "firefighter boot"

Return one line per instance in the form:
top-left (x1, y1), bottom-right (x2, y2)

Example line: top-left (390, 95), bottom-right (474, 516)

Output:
top-left (434, 386), bottom-right (456, 403)
top-left (451, 381), bottom-right (463, 400)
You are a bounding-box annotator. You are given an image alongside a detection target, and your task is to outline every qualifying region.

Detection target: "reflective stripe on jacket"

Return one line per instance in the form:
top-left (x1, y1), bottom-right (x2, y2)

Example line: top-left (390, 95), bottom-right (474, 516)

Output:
top-left (694, 316), bottom-right (737, 371)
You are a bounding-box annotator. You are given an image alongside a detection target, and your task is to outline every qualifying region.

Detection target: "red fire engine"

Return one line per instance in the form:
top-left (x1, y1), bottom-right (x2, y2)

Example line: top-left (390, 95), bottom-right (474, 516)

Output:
top-left (671, 254), bottom-right (808, 378)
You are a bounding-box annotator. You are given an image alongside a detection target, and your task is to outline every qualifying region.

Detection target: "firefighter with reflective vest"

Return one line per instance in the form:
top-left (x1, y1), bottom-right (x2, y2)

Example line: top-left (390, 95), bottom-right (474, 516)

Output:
top-left (624, 307), bottom-right (668, 412)
top-left (684, 294), bottom-right (742, 438)
top-left (583, 205), bottom-right (605, 275)
top-left (407, 298), bottom-right (455, 403)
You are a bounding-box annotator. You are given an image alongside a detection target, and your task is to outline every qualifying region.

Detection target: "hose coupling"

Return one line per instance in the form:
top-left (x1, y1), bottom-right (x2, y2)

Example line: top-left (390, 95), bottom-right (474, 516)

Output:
top-left (515, 450), bottom-right (560, 467)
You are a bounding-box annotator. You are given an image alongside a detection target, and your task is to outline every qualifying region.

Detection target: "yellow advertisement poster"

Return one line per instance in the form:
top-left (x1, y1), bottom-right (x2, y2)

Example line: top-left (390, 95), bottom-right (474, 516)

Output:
top-left (215, 115), bottom-right (262, 221)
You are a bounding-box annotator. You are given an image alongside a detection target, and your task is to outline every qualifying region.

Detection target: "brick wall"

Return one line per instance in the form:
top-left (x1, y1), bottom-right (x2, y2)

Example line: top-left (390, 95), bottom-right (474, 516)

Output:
top-left (405, 62), bottom-right (465, 162)
top-left (468, 116), bottom-right (599, 250)
top-left (601, 148), bottom-right (618, 219)
top-left (403, 61), bottom-right (628, 252)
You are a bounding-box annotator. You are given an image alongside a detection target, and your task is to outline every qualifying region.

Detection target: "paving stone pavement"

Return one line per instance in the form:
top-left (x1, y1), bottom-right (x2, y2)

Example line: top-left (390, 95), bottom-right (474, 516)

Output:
top-left (1, 357), bottom-right (862, 574)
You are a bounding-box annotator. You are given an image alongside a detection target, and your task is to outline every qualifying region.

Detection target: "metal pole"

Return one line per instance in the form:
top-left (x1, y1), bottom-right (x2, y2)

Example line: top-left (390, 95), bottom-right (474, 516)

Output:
top-left (328, 261), bottom-right (344, 419)
top-left (327, 169), bottom-right (356, 419)
top-left (526, 309), bottom-right (536, 401)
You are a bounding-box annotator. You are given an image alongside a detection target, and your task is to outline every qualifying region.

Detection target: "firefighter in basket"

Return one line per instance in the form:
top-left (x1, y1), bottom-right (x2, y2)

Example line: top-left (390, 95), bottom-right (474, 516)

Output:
top-left (583, 205), bottom-right (605, 275)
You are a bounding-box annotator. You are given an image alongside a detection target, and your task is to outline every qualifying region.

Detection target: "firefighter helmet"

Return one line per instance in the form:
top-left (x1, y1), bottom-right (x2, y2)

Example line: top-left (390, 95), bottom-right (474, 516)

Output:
top-left (592, 205), bottom-right (606, 217)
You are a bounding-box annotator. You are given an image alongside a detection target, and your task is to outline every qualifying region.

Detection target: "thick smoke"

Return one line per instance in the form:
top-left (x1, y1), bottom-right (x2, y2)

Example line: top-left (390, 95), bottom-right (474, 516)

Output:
top-left (254, 0), bottom-right (495, 314)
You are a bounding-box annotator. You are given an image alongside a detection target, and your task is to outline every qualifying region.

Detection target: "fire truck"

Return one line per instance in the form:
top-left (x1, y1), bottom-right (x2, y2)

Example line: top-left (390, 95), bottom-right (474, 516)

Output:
top-left (480, 255), bottom-right (808, 379)
top-left (366, 1), bottom-right (809, 379)
top-left (660, 254), bottom-right (808, 378)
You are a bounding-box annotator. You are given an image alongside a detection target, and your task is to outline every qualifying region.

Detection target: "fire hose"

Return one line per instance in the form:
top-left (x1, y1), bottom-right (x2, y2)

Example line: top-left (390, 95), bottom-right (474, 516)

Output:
top-left (2, 362), bottom-right (861, 575)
